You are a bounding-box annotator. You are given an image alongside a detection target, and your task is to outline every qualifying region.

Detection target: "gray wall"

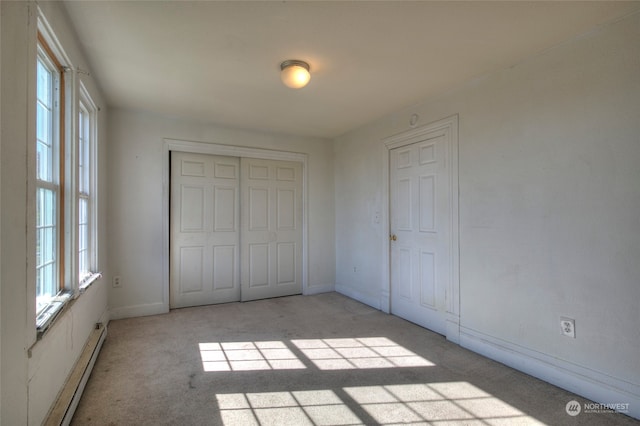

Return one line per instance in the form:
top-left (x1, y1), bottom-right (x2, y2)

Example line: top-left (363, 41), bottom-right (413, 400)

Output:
top-left (335, 11), bottom-right (640, 415)
top-left (107, 110), bottom-right (336, 318)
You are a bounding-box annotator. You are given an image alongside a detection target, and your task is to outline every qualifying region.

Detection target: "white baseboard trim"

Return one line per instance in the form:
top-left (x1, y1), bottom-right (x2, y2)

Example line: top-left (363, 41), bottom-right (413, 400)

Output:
top-left (109, 302), bottom-right (168, 320)
top-left (335, 284), bottom-right (381, 310)
top-left (445, 315), bottom-right (460, 344)
top-left (304, 283), bottom-right (335, 296)
top-left (460, 327), bottom-right (640, 420)
top-left (45, 324), bottom-right (107, 426)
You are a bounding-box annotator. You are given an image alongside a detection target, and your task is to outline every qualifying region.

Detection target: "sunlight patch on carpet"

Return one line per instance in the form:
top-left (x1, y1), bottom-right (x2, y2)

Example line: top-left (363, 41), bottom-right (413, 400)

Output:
top-left (291, 337), bottom-right (434, 370)
top-left (215, 383), bottom-right (545, 425)
top-left (199, 341), bottom-right (305, 372)
top-left (199, 337), bottom-right (434, 372)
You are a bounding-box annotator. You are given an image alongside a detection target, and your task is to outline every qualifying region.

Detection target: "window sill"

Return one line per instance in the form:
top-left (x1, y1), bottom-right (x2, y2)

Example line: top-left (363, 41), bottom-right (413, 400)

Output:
top-left (34, 272), bottom-right (102, 340)
top-left (79, 272), bottom-right (102, 293)
top-left (36, 292), bottom-right (73, 338)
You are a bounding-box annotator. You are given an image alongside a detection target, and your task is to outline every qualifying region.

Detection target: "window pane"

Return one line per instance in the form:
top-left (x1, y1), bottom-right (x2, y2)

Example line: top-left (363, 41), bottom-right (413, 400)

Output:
top-left (36, 56), bottom-right (54, 183)
top-left (79, 197), bottom-right (86, 224)
top-left (79, 226), bottom-right (86, 251)
top-left (78, 139), bottom-right (85, 192)
top-left (36, 268), bottom-right (42, 295)
top-left (79, 167), bottom-right (85, 193)
top-left (36, 189), bottom-right (43, 227)
top-left (36, 187), bottom-right (57, 311)
top-left (36, 141), bottom-right (49, 182)
top-left (78, 196), bottom-right (89, 280)
top-left (36, 227), bottom-right (42, 267)
top-left (37, 187), bottom-right (56, 227)
top-left (78, 108), bottom-right (90, 194)
top-left (79, 197), bottom-right (86, 266)
top-left (36, 102), bottom-right (50, 144)
top-left (36, 263), bottom-right (56, 313)
top-left (36, 110), bottom-right (52, 182)
top-left (36, 188), bottom-right (44, 227)
top-left (43, 226), bottom-right (55, 264)
top-left (37, 59), bottom-right (52, 107)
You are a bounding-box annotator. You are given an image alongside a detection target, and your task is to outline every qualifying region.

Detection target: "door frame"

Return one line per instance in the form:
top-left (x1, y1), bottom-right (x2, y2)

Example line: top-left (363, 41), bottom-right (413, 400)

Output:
top-left (381, 114), bottom-right (460, 343)
top-left (162, 138), bottom-right (308, 312)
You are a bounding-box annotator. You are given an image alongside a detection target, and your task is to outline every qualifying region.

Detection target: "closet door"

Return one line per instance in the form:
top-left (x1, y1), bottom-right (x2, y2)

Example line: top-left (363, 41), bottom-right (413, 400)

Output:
top-left (240, 158), bottom-right (302, 301)
top-left (170, 152), bottom-right (240, 308)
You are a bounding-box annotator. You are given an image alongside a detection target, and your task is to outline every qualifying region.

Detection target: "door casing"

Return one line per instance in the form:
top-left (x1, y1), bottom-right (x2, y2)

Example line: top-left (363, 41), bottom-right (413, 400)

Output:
top-left (162, 138), bottom-right (308, 312)
top-left (382, 115), bottom-right (460, 343)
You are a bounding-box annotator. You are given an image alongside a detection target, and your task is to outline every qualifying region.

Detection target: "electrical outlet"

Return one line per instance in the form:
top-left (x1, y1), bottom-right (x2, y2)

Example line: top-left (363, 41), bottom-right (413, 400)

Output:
top-left (560, 317), bottom-right (575, 338)
top-left (113, 276), bottom-right (122, 288)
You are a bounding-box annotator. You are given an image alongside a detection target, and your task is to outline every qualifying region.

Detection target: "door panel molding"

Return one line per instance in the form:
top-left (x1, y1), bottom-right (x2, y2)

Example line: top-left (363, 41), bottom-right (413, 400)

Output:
top-left (240, 158), bottom-right (302, 302)
top-left (382, 114), bottom-right (460, 343)
top-left (162, 139), bottom-right (308, 312)
top-left (170, 153), bottom-right (240, 308)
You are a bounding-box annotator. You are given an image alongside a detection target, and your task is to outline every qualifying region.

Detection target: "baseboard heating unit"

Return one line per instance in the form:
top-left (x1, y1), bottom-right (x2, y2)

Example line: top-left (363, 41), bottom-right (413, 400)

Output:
top-left (44, 323), bottom-right (107, 426)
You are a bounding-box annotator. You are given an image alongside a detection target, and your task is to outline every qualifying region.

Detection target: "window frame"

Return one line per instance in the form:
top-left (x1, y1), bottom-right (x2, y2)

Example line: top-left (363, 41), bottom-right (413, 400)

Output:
top-left (35, 34), bottom-right (66, 316)
top-left (77, 84), bottom-right (100, 291)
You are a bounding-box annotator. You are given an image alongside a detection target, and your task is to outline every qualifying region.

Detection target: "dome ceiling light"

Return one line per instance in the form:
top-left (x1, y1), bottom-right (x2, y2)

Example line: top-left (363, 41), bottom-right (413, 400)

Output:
top-left (280, 60), bottom-right (311, 89)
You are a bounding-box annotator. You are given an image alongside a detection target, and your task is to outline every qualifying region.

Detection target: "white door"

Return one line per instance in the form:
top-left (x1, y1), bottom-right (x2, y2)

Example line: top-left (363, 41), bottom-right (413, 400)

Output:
top-left (170, 152), bottom-right (240, 308)
top-left (390, 134), bottom-right (451, 334)
top-left (240, 158), bottom-right (302, 301)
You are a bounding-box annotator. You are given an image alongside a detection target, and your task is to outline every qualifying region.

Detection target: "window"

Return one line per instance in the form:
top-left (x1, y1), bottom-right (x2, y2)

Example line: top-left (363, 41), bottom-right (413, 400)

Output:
top-left (36, 39), bottom-right (64, 314)
top-left (78, 87), bottom-right (98, 289)
top-left (35, 22), bottom-right (101, 332)
top-left (78, 104), bottom-right (90, 282)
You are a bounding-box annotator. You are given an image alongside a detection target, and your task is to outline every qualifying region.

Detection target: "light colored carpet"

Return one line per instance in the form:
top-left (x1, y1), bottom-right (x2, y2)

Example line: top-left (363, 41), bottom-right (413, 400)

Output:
top-left (72, 293), bottom-right (637, 425)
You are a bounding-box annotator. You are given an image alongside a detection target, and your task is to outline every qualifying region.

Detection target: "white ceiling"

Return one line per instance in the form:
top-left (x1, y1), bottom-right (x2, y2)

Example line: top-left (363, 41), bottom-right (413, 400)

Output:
top-left (63, 1), bottom-right (640, 139)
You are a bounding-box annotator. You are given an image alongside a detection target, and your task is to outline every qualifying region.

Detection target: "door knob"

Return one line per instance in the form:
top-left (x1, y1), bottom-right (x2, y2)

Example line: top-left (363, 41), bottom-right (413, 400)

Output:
top-left (390, 234), bottom-right (397, 241)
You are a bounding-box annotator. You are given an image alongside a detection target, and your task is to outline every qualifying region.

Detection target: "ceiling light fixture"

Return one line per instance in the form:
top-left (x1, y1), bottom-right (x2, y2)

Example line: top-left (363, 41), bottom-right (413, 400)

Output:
top-left (280, 60), bottom-right (311, 89)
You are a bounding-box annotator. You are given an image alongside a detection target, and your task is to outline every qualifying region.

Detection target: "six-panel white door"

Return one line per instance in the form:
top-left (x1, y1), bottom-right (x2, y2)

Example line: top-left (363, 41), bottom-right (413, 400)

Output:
top-left (390, 134), bottom-right (450, 335)
top-left (240, 158), bottom-right (302, 301)
top-left (170, 152), bottom-right (240, 308)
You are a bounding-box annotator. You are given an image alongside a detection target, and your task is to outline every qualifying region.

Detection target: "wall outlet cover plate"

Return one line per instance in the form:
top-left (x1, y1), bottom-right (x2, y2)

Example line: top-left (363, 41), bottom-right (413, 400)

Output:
top-left (560, 317), bottom-right (575, 338)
